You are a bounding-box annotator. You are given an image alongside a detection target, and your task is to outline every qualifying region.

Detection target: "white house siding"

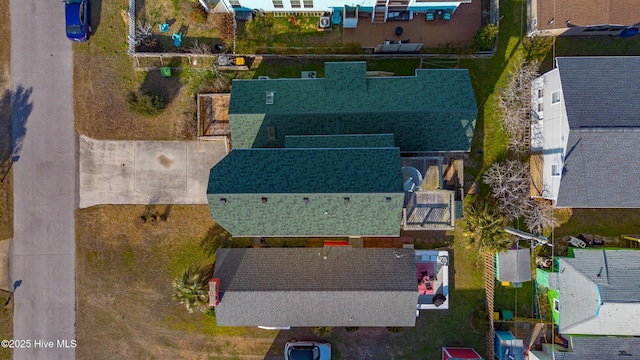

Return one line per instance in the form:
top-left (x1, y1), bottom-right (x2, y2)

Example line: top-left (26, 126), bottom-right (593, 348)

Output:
top-left (538, 68), bottom-right (569, 200)
top-left (218, 0), bottom-right (461, 13)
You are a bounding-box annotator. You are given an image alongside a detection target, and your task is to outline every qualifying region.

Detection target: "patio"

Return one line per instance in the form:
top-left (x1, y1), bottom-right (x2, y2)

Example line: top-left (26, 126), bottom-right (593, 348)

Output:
top-left (342, 0), bottom-right (481, 49)
top-left (416, 250), bottom-right (450, 310)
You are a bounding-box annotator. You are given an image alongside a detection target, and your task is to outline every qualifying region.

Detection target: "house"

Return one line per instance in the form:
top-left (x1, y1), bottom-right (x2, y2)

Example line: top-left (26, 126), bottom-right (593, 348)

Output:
top-left (228, 62), bottom-right (477, 153)
top-left (529, 336), bottom-right (640, 360)
top-left (207, 62), bottom-right (476, 236)
top-left (494, 331), bottom-right (525, 360)
top-left (205, 0), bottom-right (472, 27)
top-left (536, 249), bottom-right (640, 336)
top-left (210, 247), bottom-right (451, 327)
top-left (526, 0), bottom-right (640, 37)
top-left (210, 247), bottom-right (419, 327)
top-left (495, 247), bottom-right (531, 287)
top-left (442, 347), bottom-right (483, 360)
top-left (206, 146), bottom-right (404, 237)
top-left (531, 57), bottom-right (640, 208)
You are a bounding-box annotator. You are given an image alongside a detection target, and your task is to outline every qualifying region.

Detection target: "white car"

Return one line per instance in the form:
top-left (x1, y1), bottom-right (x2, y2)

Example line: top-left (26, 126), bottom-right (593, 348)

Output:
top-left (284, 340), bottom-right (331, 360)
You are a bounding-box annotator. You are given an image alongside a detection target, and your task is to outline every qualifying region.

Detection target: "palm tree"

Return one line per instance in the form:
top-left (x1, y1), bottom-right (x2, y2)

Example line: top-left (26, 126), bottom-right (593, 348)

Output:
top-left (461, 197), bottom-right (513, 253)
top-left (172, 266), bottom-right (209, 313)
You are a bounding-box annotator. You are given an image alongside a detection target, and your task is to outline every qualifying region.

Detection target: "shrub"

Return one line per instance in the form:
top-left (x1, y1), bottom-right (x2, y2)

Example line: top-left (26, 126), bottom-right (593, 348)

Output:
top-left (126, 90), bottom-right (165, 116)
top-left (386, 327), bottom-right (404, 333)
top-left (473, 24), bottom-right (498, 51)
top-left (470, 307), bottom-right (489, 333)
top-left (264, 238), bottom-right (308, 247)
top-left (189, 3), bottom-right (208, 24)
top-left (312, 326), bottom-right (333, 339)
top-left (345, 326), bottom-right (359, 332)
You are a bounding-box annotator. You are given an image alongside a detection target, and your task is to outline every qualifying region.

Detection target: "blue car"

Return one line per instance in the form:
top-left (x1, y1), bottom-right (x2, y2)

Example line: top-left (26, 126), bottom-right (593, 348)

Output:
top-left (64, 0), bottom-right (90, 42)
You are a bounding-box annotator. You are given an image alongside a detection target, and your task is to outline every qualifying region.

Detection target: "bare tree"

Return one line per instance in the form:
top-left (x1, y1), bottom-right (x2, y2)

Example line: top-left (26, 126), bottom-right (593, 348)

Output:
top-left (482, 160), bottom-right (531, 220)
top-left (189, 40), bottom-right (211, 55)
top-left (524, 198), bottom-right (558, 235)
top-left (497, 57), bottom-right (540, 156)
top-left (135, 22), bottom-right (156, 49)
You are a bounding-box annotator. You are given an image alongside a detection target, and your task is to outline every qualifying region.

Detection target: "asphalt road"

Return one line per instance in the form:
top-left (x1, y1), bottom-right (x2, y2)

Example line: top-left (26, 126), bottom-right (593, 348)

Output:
top-left (10, 0), bottom-right (77, 359)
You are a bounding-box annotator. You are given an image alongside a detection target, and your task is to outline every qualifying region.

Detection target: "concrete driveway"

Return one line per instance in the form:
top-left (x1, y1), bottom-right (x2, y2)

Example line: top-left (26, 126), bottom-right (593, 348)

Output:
top-left (79, 136), bottom-right (228, 207)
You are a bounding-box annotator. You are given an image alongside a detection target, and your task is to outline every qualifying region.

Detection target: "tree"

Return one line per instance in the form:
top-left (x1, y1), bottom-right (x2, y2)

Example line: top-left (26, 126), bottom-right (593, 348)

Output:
top-left (482, 160), bottom-right (531, 220)
top-left (497, 57), bottom-right (540, 156)
top-left (172, 266), bottom-right (210, 313)
top-left (524, 198), bottom-right (559, 235)
top-left (461, 197), bottom-right (513, 253)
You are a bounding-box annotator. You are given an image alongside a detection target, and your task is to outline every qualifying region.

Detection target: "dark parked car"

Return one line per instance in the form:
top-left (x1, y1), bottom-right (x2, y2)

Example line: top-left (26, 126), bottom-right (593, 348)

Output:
top-left (64, 0), bottom-right (90, 42)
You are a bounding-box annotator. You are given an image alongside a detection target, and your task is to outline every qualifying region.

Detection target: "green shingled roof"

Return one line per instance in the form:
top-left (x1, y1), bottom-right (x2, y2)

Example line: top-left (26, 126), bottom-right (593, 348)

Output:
top-left (284, 134), bottom-right (396, 148)
top-left (228, 62), bottom-right (477, 152)
top-left (207, 148), bottom-right (404, 237)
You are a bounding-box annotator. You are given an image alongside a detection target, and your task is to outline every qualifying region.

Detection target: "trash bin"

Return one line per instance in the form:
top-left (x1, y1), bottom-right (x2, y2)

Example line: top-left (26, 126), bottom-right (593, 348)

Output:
top-left (501, 309), bottom-right (513, 321)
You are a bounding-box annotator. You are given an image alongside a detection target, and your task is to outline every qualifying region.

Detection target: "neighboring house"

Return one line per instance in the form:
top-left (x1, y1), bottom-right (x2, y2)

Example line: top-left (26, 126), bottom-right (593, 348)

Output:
top-left (526, 0), bottom-right (640, 37)
top-left (441, 347), bottom-right (483, 360)
top-left (228, 62), bottom-right (476, 152)
top-left (529, 336), bottom-right (640, 360)
top-left (210, 247), bottom-right (418, 327)
top-left (531, 57), bottom-right (640, 208)
top-left (495, 247), bottom-right (531, 287)
top-left (206, 0), bottom-right (472, 26)
top-left (207, 146), bottom-right (404, 237)
top-left (536, 249), bottom-right (640, 336)
top-left (208, 62), bottom-right (476, 236)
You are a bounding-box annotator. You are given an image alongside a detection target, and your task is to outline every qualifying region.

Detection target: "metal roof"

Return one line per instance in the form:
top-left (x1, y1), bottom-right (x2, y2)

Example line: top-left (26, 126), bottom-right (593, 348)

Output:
top-left (496, 248), bottom-right (531, 283)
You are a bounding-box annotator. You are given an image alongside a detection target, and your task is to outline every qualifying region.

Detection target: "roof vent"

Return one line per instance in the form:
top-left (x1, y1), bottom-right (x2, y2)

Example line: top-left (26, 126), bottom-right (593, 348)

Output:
top-left (220, 198), bottom-right (227, 203)
top-left (385, 196), bottom-right (392, 203)
top-left (619, 351), bottom-right (632, 356)
top-left (265, 91), bottom-right (274, 104)
top-left (261, 197), bottom-right (268, 203)
top-left (303, 197), bottom-right (309, 203)
top-left (343, 197), bottom-right (350, 204)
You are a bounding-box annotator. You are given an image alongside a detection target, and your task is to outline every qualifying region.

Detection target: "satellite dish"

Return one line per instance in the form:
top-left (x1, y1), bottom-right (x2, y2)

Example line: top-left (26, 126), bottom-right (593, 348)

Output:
top-left (401, 166), bottom-right (423, 192)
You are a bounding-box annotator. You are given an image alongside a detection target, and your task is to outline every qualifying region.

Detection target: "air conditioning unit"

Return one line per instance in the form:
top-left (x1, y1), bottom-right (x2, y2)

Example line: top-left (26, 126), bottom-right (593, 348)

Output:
top-left (301, 71), bottom-right (317, 78)
top-left (318, 16), bottom-right (331, 28)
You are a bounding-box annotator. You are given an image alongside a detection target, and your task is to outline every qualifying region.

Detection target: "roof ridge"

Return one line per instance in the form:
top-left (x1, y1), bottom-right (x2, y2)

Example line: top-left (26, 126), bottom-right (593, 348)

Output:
top-left (573, 127), bottom-right (640, 132)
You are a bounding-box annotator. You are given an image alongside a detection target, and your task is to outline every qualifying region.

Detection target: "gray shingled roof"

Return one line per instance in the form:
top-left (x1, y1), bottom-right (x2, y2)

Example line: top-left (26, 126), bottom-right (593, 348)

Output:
top-left (558, 249), bottom-right (640, 335)
top-left (496, 248), bottom-right (531, 283)
top-left (556, 129), bottom-right (640, 208)
top-left (213, 247), bottom-right (418, 327)
top-left (554, 336), bottom-right (640, 360)
top-left (557, 57), bottom-right (640, 128)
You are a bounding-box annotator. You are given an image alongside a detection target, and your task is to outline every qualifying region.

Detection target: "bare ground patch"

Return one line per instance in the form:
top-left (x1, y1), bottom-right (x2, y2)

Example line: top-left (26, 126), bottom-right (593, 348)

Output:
top-left (76, 205), bottom-right (278, 359)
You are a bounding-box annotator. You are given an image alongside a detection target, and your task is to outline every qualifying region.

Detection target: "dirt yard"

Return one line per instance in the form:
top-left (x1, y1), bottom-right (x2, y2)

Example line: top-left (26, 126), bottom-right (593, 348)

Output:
top-left (73, 1), bottom-right (199, 140)
top-left (76, 205), bottom-right (283, 359)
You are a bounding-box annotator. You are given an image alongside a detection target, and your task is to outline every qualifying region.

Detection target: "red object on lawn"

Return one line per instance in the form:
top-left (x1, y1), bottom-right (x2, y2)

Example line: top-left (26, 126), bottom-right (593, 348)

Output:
top-left (209, 278), bottom-right (221, 307)
top-left (442, 347), bottom-right (483, 360)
